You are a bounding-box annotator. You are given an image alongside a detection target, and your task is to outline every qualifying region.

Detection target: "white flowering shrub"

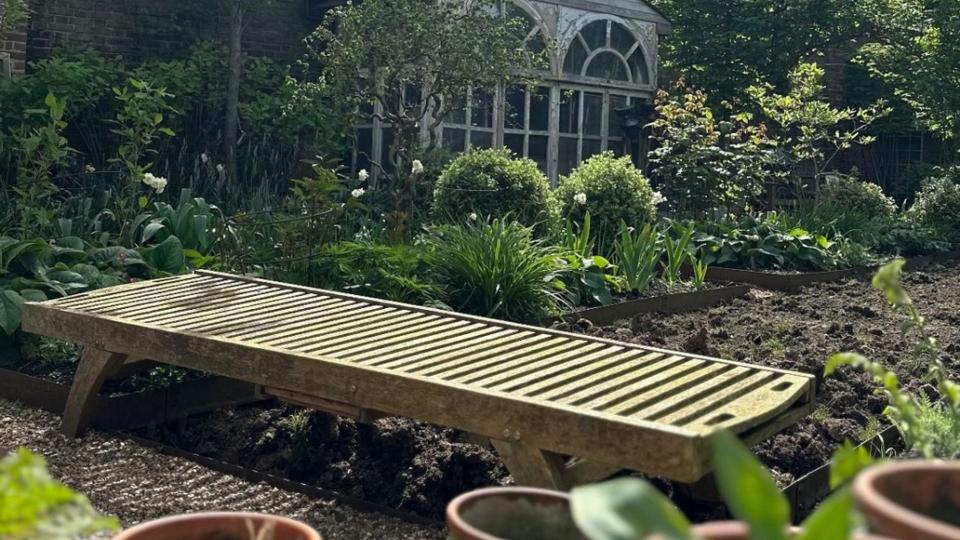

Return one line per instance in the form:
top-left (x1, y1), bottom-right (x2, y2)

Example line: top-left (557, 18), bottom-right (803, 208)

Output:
top-left (910, 167), bottom-right (960, 242)
top-left (433, 148), bottom-right (555, 229)
top-left (819, 175), bottom-right (897, 219)
top-left (556, 152), bottom-right (657, 241)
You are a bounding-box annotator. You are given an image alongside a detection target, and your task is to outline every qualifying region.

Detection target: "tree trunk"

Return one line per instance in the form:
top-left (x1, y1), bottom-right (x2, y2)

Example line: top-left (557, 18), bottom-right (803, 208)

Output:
top-left (224, 0), bottom-right (243, 186)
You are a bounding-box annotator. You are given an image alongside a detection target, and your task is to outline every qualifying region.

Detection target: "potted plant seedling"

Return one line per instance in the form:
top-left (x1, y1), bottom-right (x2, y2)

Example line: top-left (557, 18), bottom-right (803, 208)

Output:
top-left (0, 447), bottom-right (120, 539)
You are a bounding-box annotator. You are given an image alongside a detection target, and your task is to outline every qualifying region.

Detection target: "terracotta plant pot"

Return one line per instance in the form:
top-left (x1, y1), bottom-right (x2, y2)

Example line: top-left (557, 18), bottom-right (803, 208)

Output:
top-left (683, 522), bottom-right (888, 540)
top-left (854, 460), bottom-right (960, 540)
top-left (446, 487), bottom-right (585, 540)
top-left (112, 512), bottom-right (321, 540)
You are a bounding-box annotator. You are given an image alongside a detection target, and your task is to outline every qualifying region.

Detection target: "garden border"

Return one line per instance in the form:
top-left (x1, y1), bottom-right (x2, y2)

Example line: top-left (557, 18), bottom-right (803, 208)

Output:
top-left (553, 285), bottom-right (751, 326)
top-left (0, 368), bottom-right (263, 430)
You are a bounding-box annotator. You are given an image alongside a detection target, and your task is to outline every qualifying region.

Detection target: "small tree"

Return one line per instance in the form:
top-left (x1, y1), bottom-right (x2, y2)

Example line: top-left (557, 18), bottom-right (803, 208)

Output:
top-left (309, 0), bottom-right (545, 239)
top-left (750, 62), bottom-right (891, 191)
top-left (648, 80), bottom-right (781, 217)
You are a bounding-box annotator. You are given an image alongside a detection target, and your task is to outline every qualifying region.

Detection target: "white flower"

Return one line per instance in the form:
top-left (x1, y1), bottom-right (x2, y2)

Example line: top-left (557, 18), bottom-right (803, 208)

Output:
top-left (216, 164), bottom-right (225, 174)
top-left (573, 192), bottom-right (587, 205)
top-left (469, 212), bottom-right (478, 221)
top-left (142, 173), bottom-right (168, 194)
top-left (351, 188), bottom-right (366, 198)
top-left (84, 164), bottom-right (96, 173)
top-left (411, 160), bottom-right (424, 175)
top-left (201, 153), bottom-right (210, 164)
top-left (651, 190), bottom-right (668, 206)
top-left (358, 169), bottom-right (370, 182)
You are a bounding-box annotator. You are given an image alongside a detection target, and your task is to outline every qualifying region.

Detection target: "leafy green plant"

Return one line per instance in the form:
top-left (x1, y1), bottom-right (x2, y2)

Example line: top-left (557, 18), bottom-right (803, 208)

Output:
top-left (662, 223), bottom-right (694, 286)
top-left (428, 218), bottom-right (565, 323)
top-left (689, 252), bottom-right (709, 290)
top-left (0, 448), bottom-right (119, 539)
top-left (555, 152), bottom-right (659, 244)
top-left (909, 167), bottom-right (960, 243)
top-left (691, 213), bottom-right (851, 271)
top-left (312, 241), bottom-right (442, 306)
top-left (12, 93), bottom-right (71, 235)
top-left (827, 259), bottom-right (960, 458)
top-left (555, 213), bottom-right (618, 307)
top-left (571, 430), bottom-right (856, 540)
top-left (614, 222), bottom-right (661, 296)
top-left (433, 148), bottom-right (555, 231)
top-left (819, 174), bottom-right (897, 220)
top-left (130, 188), bottom-right (228, 268)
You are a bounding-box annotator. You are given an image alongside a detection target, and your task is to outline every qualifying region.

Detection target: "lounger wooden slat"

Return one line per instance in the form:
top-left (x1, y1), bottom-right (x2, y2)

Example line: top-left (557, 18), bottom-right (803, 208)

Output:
top-left (22, 270), bottom-right (816, 486)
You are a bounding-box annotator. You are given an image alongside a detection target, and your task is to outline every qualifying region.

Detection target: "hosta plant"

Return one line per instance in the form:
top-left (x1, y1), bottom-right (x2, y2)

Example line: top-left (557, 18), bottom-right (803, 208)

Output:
top-left (571, 430), bottom-right (857, 540)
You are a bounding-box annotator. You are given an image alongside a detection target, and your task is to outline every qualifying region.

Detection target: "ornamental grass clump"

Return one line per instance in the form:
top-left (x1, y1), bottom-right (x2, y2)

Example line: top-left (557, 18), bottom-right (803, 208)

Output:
top-left (428, 217), bottom-right (565, 323)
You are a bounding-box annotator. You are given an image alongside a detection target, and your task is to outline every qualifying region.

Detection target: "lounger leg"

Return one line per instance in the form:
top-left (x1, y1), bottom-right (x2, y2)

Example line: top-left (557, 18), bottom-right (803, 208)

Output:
top-left (491, 440), bottom-right (569, 490)
top-left (61, 347), bottom-right (128, 437)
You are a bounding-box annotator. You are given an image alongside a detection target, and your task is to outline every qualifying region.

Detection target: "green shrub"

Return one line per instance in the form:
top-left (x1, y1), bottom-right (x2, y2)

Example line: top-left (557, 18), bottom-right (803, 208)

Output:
top-left (910, 168), bottom-right (960, 242)
top-left (311, 241), bottom-right (442, 305)
top-left (555, 152), bottom-right (657, 242)
top-left (432, 148), bottom-right (554, 228)
top-left (428, 218), bottom-right (564, 322)
top-left (819, 175), bottom-right (897, 219)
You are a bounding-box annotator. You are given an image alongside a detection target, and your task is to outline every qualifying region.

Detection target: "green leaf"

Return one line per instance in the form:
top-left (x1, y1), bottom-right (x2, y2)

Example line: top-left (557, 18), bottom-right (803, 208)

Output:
top-left (141, 222), bottom-right (167, 244)
top-left (796, 489), bottom-right (854, 540)
top-left (571, 478), bottom-right (694, 540)
top-left (713, 430), bottom-right (790, 540)
top-left (19, 289), bottom-right (48, 302)
top-left (829, 441), bottom-right (875, 489)
top-left (143, 236), bottom-right (185, 274)
top-left (0, 290), bottom-right (26, 335)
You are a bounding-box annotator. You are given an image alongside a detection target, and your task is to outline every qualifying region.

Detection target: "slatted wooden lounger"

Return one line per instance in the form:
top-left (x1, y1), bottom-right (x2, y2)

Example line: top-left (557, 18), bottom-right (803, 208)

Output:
top-left (22, 271), bottom-right (815, 488)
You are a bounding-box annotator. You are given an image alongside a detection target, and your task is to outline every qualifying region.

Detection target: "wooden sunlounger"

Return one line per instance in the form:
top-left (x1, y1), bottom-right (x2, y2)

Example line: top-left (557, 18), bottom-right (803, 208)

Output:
top-left (22, 271), bottom-right (815, 488)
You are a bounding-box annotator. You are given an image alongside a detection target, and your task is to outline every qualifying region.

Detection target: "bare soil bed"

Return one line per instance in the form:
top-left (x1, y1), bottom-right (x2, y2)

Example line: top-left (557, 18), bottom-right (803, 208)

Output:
top-left (556, 259), bottom-right (960, 484)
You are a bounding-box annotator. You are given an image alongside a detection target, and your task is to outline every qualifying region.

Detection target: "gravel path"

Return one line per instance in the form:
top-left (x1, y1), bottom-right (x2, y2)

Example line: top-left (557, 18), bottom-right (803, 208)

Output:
top-left (0, 400), bottom-right (444, 540)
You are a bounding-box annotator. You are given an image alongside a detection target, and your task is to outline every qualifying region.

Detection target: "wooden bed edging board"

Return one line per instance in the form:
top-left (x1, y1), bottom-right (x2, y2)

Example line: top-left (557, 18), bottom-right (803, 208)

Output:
top-left (0, 368), bottom-right (261, 430)
top-left (701, 267), bottom-right (870, 292)
top-left (552, 286), bottom-right (751, 327)
top-left (22, 271), bottom-right (817, 484)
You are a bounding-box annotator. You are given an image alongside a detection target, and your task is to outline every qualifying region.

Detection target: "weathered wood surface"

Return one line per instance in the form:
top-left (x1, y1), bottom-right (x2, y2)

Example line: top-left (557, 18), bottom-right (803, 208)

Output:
top-left (22, 271), bottom-right (816, 483)
top-left (61, 348), bottom-right (128, 437)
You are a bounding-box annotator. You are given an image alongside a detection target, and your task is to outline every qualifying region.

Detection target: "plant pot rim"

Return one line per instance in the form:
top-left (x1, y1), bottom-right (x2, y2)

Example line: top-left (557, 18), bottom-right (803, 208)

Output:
top-left (112, 511), bottom-right (321, 540)
top-left (446, 486), bottom-right (570, 540)
top-left (854, 460), bottom-right (960, 538)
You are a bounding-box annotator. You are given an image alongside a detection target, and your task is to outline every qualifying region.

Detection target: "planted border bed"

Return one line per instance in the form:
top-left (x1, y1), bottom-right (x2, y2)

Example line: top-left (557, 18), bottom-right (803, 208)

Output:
top-left (554, 285), bottom-right (751, 326)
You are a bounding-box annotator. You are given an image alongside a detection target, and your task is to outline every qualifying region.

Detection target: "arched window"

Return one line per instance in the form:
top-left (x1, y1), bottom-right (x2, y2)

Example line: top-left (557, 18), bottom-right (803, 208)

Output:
top-left (501, 1), bottom-right (548, 54)
top-left (563, 20), bottom-right (649, 85)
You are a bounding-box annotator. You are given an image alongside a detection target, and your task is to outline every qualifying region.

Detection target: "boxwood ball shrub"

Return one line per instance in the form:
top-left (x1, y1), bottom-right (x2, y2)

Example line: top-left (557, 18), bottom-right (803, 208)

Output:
top-left (819, 175), bottom-right (897, 219)
top-left (556, 152), bottom-right (657, 240)
top-left (910, 168), bottom-right (960, 242)
top-left (432, 148), bottom-right (554, 228)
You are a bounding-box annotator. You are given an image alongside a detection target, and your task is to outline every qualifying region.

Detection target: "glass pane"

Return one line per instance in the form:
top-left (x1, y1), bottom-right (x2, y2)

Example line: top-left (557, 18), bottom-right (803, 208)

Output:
top-left (562, 39), bottom-right (588, 75)
top-left (527, 31), bottom-right (547, 54)
top-left (530, 87), bottom-right (550, 132)
top-left (504, 133), bottom-right (525, 157)
top-left (583, 139), bottom-right (603, 161)
top-left (609, 138), bottom-right (626, 157)
top-left (505, 87), bottom-right (526, 130)
top-left (609, 95), bottom-right (628, 139)
top-left (447, 92), bottom-right (467, 125)
top-left (359, 101), bottom-right (375, 118)
top-left (381, 128), bottom-right (395, 174)
top-left (471, 89), bottom-right (495, 128)
top-left (610, 23), bottom-right (636, 56)
top-left (559, 90), bottom-right (579, 134)
top-left (470, 130), bottom-right (494, 149)
top-left (580, 20), bottom-right (608, 51)
top-left (404, 83), bottom-right (422, 108)
top-left (529, 135), bottom-right (549, 173)
top-left (584, 93), bottom-right (603, 136)
top-left (559, 137), bottom-right (579, 176)
top-left (443, 128), bottom-right (467, 153)
top-left (586, 52), bottom-right (630, 81)
top-left (629, 49), bottom-right (650, 85)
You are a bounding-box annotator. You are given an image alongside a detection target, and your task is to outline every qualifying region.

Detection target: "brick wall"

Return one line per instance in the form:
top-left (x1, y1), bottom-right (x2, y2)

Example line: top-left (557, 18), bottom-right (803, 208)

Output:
top-left (0, 25), bottom-right (27, 74)
top-left (18, 0), bottom-right (318, 70)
